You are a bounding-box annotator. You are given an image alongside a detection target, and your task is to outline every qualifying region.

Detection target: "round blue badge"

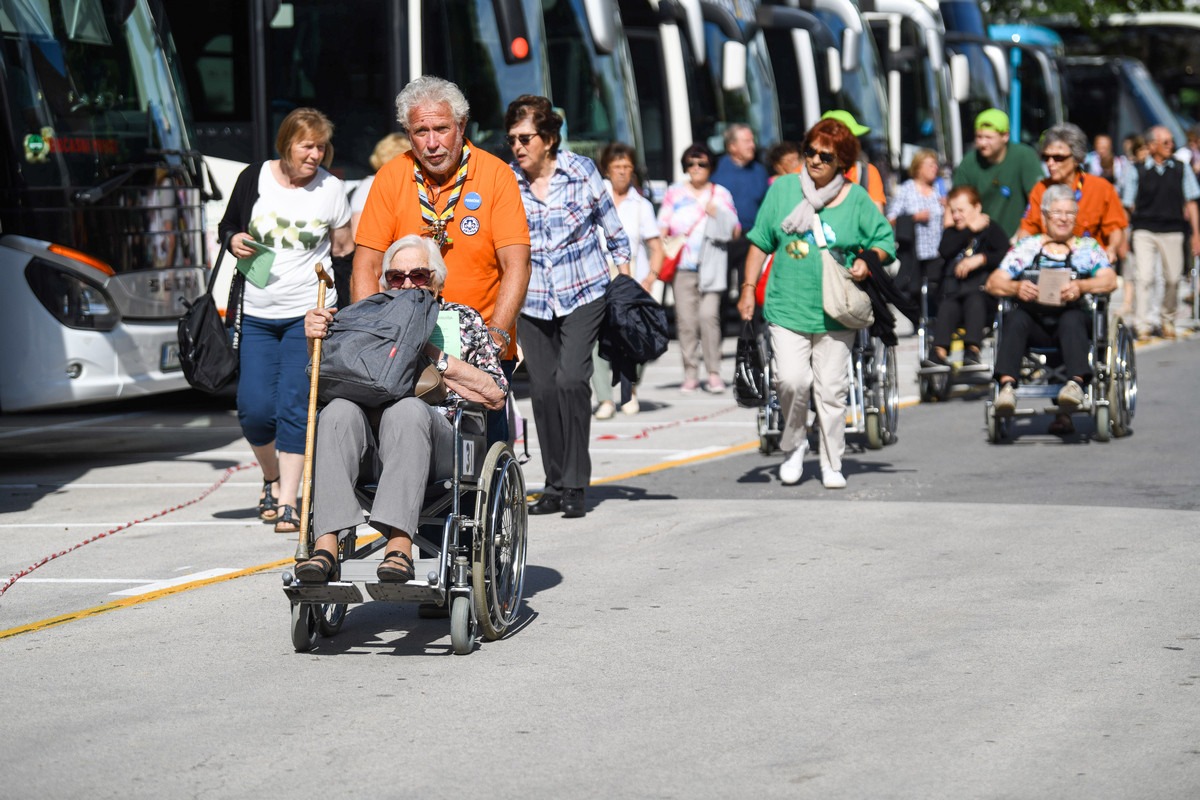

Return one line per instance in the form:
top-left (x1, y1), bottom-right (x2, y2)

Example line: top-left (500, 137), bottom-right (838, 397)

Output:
top-left (464, 192), bottom-right (482, 210)
top-left (460, 216), bottom-right (480, 236)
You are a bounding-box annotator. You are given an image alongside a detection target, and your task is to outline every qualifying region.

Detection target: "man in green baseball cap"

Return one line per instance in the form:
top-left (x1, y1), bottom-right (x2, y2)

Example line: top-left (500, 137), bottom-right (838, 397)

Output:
top-left (820, 109), bottom-right (885, 212)
top-left (950, 108), bottom-right (1044, 237)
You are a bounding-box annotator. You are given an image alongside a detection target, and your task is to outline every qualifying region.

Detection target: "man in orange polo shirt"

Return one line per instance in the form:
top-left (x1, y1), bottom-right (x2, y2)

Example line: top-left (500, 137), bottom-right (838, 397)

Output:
top-left (1018, 122), bottom-right (1127, 263)
top-left (352, 76), bottom-right (531, 363)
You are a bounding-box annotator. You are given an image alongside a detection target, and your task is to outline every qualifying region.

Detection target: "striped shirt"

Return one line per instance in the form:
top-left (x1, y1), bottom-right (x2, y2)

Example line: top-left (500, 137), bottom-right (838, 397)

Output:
top-left (512, 150), bottom-right (631, 319)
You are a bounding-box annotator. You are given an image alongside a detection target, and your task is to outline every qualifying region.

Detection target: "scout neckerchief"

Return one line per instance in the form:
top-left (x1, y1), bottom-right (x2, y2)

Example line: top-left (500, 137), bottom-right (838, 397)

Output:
top-left (414, 143), bottom-right (470, 247)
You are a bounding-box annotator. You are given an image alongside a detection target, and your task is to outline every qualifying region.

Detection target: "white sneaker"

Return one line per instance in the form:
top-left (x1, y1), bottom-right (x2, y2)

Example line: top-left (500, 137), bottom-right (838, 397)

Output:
top-left (594, 401), bottom-right (615, 420)
top-left (621, 395), bottom-right (640, 415)
top-left (779, 441), bottom-right (808, 485)
top-left (822, 470), bottom-right (847, 489)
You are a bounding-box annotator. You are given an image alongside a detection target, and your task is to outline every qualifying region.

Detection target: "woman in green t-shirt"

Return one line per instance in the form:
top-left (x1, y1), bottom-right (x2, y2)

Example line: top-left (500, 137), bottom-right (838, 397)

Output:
top-left (737, 119), bottom-right (895, 489)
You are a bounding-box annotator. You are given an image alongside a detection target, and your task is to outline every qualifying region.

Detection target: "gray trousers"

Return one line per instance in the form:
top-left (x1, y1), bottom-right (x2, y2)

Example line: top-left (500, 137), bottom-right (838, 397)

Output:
top-left (518, 296), bottom-right (605, 492)
top-left (672, 269), bottom-right (722, 380)
top-left (313, 397), bottom-right (455, 537)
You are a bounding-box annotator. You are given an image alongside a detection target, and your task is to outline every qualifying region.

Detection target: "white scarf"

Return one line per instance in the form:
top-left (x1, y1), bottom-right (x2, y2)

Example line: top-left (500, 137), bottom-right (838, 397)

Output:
top-left (781, 166), bottom-right (846, 235)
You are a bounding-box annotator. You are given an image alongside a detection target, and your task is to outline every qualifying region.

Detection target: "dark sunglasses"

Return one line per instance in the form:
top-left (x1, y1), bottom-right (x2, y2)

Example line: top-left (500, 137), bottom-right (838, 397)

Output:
top-left (804, 147), bottom-right (836, 164)
top-left (385, 268), bottom-right (432, 287)
top-left (684, 159), bottom-right (711, 169)
top-left (505, 133), bottom-right (540, 147)
top-left (1042, 153), bottom-right (1072, 163)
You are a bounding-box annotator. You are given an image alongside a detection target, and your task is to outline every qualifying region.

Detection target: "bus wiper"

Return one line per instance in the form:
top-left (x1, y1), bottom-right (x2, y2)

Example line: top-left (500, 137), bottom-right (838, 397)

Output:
top-left (72, 163), bottom-right (153, 205)
top-left (146, 148), bottom-right (223, 202)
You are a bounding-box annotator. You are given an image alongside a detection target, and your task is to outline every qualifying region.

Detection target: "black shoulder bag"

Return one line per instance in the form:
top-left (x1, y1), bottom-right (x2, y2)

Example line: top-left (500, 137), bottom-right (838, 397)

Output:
top-left (177, 246), bottom-right (240, 394)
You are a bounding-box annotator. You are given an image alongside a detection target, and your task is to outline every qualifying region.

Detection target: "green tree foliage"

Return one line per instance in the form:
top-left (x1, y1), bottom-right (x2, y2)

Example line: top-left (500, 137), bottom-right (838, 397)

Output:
top-left (983, 0), bottom-right (1187, 28)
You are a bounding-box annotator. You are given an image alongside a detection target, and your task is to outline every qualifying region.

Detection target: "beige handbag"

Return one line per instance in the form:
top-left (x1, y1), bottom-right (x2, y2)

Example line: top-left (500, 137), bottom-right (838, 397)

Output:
top-left (414, 361), bottom-right (447, 405)
top-left (814, 213), bottom-right (874, 329)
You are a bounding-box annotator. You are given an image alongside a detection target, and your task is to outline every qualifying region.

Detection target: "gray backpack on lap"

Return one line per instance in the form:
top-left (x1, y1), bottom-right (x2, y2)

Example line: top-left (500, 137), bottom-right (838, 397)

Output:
top-left (313, 289), bottom-right (440, 408)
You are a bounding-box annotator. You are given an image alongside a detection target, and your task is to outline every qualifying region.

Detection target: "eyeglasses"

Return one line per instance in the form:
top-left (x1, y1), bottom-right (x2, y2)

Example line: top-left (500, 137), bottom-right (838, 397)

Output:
top-left (385, 268), bottom-right (433, 287)
top-left (804, 147), bottom-right (836, 165)
top-left (1046, 210), bottom-right (1078, 220)
top-left (1042, 153), bottom-right (1072, 163)
top-left (505, 133), bottom-right (540, 147)
top-left (684, 159), bottom-right (711, 169)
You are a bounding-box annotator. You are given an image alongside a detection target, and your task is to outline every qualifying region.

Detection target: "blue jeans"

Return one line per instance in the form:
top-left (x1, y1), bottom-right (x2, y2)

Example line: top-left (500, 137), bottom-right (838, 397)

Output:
top-left (237, 315), bottom-right (308, 455)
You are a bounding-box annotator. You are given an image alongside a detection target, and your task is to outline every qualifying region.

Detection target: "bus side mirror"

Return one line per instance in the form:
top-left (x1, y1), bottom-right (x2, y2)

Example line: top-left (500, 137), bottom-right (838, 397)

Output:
top-left (582, 0), bottom-right (617, 55)
top-left (841, 29), bottom-right (859, 74)
top-left (827, 47), bottom-right (843, 94)
top-left (950, 53), bottom-right (970, 103)
top-left (722, 40), bottom-right (747, 92)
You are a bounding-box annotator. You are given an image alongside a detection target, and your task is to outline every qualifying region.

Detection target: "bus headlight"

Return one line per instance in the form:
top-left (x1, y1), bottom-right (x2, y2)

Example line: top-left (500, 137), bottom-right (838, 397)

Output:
top-left (25, 259), bottom-right (120, 332)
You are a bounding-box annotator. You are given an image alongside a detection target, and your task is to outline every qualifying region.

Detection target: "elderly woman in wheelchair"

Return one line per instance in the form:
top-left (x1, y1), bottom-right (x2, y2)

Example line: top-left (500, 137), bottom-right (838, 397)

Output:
top-left (294, 235), bottom-right (507, 584)
top-left (985, 183), bottom-right (1117, 435)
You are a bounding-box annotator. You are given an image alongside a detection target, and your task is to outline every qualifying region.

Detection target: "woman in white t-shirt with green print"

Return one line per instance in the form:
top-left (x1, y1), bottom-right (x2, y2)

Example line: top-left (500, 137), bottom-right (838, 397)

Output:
top-left (218, 108), bottom-right (354, 533)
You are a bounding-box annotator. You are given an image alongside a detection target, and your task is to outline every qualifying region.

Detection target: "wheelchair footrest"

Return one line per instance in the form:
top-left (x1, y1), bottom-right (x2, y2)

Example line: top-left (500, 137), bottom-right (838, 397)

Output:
top-left (364, 582), bottom-right (445, 604)
top-left (917, 364), bottom-right (952, 375)
top-left (957, 363), bottom-right (991, 374)
top-left (284, 582), bottom-right (364, 604)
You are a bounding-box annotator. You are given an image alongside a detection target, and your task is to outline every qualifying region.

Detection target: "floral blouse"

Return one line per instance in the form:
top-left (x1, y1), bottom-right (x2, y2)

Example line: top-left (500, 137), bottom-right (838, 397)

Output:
top-left (439, 300), bottom-right (507, 421)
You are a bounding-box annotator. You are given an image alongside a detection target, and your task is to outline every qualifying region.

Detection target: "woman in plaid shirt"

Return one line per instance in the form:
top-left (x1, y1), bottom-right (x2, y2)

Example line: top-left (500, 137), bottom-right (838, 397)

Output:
top-left (505, 95), bottom-right (631, 519)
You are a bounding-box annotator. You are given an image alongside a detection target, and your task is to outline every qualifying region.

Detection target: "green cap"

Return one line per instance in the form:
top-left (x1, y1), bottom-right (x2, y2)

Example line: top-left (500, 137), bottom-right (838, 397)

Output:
top-left (821, 109), bottom-right (870, 137)
top-left (974, 108), bottom-right (1010, 134)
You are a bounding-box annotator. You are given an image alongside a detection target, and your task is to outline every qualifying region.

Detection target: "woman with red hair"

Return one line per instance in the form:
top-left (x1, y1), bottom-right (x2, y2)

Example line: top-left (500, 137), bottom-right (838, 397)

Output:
top-left (736, 119), bottom-right (894, 489)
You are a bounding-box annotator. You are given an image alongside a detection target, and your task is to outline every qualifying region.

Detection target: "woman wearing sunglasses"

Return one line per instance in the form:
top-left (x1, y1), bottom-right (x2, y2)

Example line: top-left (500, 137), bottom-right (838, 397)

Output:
top-left (505, 95), bottom-right (631, 519)
top-left (657, 142), bottom-right (740, 393)
top-left (736, 118), bottom-right (895, 489)
top-left (1017, 123), bottom-right (1127, 266)
top-left (295, 235), bottom-right (507, 583)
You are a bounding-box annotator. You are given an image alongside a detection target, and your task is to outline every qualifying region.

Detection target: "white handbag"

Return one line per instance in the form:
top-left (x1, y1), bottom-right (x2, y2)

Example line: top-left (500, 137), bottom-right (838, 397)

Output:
top-left (813, 213), bottom-right (874, 329)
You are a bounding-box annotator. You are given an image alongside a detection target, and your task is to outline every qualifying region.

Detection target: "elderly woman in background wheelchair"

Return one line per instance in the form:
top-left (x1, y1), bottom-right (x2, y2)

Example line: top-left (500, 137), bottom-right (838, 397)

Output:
top-left (986, 183), bottom-right (1117, 435)
top-left (294, 235), bottom-right (507, 584)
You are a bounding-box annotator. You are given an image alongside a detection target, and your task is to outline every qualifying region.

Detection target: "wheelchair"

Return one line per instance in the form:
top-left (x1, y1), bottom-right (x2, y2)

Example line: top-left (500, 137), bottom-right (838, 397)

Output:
top-left (282, 402), bottom-right (528, 654)
top-left (916, 277), bottom-right (996, 402)
top-left (984, 295), bottom-right (1137, 443)
top-left (750, 326), bottom-right (783, 455)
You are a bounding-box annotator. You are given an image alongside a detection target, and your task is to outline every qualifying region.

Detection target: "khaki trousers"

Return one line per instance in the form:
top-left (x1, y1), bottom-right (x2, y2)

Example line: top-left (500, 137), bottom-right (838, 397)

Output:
top-left (1132, 228), bottom-right (1182, 335)
top-left (770, 323), bottom-right (855, 474)
top-left (672, 269), bottom-right (722, 381)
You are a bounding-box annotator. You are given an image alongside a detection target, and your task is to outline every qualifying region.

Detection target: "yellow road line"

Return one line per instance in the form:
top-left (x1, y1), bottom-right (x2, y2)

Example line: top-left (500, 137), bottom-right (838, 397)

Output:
top-left (0, 559), bottom-right (290, 641)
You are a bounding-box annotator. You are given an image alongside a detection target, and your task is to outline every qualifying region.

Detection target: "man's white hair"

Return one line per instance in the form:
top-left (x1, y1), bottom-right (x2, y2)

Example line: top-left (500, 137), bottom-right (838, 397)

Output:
top-left (380, 235), bottom-right (448, 290)
top-left (396, 76), bottom-right (469, 129)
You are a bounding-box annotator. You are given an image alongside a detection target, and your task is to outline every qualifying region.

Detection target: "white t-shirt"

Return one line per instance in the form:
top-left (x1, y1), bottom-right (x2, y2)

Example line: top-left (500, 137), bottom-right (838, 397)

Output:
top-left (349, 174), bottom-right (374, 215)
top-left (606, 181), bottom-right (660, 281)
top-left (243, 163), bottom-right (350, 318)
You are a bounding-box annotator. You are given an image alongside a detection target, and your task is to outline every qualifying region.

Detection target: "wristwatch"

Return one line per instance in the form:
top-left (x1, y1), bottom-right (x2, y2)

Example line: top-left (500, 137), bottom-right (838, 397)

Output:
top-left (434, 353), bottom-right (449, 374)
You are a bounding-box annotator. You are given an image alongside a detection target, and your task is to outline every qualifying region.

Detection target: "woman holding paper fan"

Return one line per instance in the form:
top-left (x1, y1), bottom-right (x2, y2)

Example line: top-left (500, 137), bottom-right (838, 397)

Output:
top-left (218, 107), bottom-right (354, 532)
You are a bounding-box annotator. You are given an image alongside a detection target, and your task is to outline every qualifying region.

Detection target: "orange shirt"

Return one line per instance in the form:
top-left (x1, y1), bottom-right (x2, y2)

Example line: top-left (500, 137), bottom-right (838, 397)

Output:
top-left (846, 163), bottom-right (886, 208)
top-left (1019, 175), bottom-right (1128, 248)
top-left (355, 142), bottom-right (530, 358)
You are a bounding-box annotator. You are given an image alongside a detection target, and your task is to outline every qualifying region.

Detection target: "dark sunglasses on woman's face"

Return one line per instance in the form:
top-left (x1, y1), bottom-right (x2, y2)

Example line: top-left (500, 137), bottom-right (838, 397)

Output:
top-left (684, 159), bottom-right (710, 169)
top-left (1042, 153), bottom-right (1072, 163)
top-left (385, 268), bottom-right (432, 287)
top-left (804, 147), bottom-right (836, 164)
top-left (505, 133), bottom-right (540, 147)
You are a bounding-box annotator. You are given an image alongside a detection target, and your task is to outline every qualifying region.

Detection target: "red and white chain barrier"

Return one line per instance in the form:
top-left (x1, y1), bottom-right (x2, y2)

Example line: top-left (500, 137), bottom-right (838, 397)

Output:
top-left (592, 403), bottom-right (742, 441)
top-left (0, 462), bottom-right (259, 597)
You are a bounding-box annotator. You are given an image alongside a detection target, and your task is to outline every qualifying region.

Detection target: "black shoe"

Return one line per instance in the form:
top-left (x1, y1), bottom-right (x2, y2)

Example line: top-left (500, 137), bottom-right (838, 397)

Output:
top-left (528, 493), bottom-right (562, 515)
top-left (921, 351), bottom-right (947, 369)
top-left (562, 488), bottom-right (586, 518)
top-left (963, 350), bottom-right (981, 367)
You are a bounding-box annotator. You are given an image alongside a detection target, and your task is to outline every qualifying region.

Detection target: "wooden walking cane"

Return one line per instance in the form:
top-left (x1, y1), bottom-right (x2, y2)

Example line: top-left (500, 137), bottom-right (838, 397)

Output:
top-left (296, 263), bottom-right (334, 561)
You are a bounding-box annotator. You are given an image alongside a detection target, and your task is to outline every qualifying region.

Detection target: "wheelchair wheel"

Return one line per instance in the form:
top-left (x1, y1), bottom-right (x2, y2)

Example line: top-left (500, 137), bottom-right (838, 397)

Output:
top-left (865, 412), bottom-right (883, 450)
top-left (1095, 404), bottom-right (1111, 442)
top-left (1110, 324), bottom-right (1137, 436)
top-left (316, 602), bottom-right (346, 637)
top-left (985, 403), bottom-right (1004, 444)
top-left (450, 595), bottom-right (475, 655)
top-left (757, 402), bottom-right (782, 454)
top-left (473, 442), bottom-right (528, 641)
top-left (290, 603), bottom-right (318, 652)
top-left (879, 344), bottom-right (899, 444)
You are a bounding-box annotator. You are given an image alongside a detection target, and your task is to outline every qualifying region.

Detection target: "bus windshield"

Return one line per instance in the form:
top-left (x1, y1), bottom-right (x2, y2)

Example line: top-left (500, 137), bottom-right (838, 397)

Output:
top-left (543, 0), bottom-right (641, 161)
top-left (813, 9), bottom-right (889, 167)
top-left (424, 0), bottom-right (550, 161)
top-left (1, 0), bottom-right (191, 186)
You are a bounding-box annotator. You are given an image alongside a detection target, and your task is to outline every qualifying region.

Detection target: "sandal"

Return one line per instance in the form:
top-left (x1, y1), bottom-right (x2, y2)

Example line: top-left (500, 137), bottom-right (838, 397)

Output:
top-left (258, 476), bottom-right (280, 522)
top-left (1048, 414), bottom-right (1075, 436)
top-left (294, 549), bottom-right (337, 582)
top-left (377, 551), bottom-right (415, 582)
top-left (274, 504), bottom-right (300, 534)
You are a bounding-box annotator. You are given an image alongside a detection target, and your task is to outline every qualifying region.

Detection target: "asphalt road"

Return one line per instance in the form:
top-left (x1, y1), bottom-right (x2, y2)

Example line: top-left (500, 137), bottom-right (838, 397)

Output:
top-left (0, 334), bottom-right (1197, 799)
